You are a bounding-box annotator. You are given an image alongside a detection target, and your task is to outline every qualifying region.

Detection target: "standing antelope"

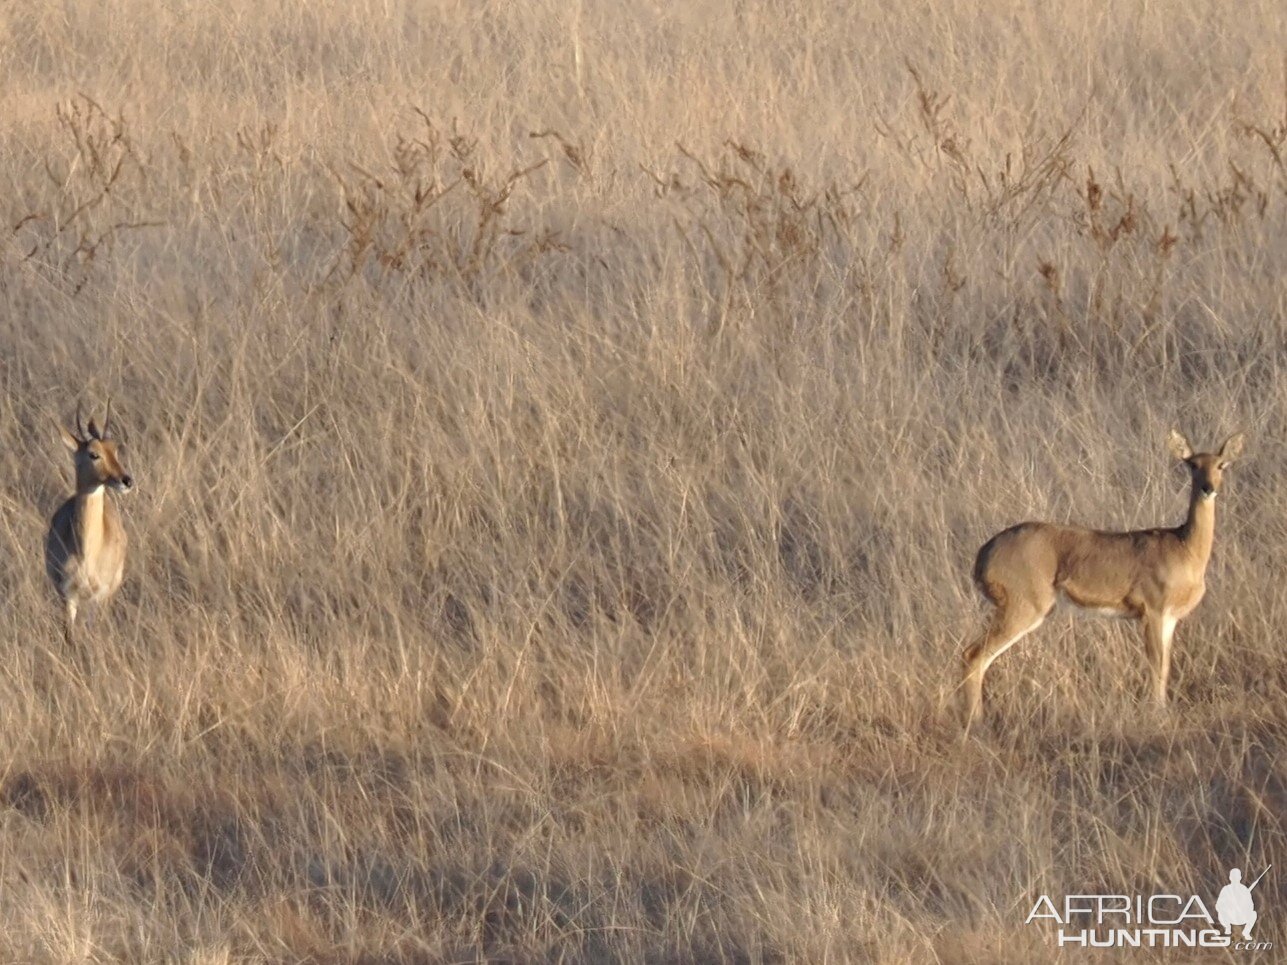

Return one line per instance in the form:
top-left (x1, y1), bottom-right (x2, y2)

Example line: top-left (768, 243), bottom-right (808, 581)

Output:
top-left (962, 430), bottom-right (1244, 733)
top-left (46, 403), bottom-right (134, 644)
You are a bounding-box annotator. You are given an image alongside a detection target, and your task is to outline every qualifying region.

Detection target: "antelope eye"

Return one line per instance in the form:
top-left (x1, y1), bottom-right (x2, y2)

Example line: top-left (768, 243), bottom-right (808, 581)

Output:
top-left (88, 451), bottom-right (100, 461)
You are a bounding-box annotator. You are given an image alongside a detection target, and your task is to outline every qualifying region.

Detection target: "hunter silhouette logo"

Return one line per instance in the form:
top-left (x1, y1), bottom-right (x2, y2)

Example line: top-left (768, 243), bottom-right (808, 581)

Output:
top-left (1217, 866), bottom-right (1268, 941)
top-left (1026, 865), bottom-right (1273, 950)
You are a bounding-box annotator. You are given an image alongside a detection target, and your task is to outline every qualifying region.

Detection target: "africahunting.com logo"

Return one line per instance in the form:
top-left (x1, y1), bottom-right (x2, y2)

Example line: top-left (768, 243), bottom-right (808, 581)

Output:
top-left (1027, 866), bottom-right (1272, 950)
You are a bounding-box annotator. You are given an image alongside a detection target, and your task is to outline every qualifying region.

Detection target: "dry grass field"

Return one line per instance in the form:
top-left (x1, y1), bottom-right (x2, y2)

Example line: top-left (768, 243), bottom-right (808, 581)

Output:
top-left (0, 1), bottom-right (1285, 960)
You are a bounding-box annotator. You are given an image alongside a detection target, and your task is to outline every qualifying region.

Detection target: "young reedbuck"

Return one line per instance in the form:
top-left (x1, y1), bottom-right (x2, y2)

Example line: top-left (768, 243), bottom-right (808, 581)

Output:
top-left (961, 430), bottom-right (1244, 733)
top-left (45, 402), bottom-right (134, 644)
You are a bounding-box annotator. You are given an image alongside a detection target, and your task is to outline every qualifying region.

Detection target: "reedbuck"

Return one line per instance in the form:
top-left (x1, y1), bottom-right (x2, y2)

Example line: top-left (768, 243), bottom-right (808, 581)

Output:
top-left (962, 430), bottom-right (1244, 733)
top-left (46, 403), bottom-right (134, 643)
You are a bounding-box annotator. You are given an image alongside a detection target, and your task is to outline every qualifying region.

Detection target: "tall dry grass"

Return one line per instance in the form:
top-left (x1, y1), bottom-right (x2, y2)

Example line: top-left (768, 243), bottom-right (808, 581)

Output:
top-left (0, 1), bottom-right (1285, 960)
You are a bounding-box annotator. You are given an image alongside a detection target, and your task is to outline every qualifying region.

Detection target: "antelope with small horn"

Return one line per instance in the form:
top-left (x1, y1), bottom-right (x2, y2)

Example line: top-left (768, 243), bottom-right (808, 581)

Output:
top-left (962, 430), bottom-right (1244, 734)
top-left (46, 401), bottom-right (134, 644)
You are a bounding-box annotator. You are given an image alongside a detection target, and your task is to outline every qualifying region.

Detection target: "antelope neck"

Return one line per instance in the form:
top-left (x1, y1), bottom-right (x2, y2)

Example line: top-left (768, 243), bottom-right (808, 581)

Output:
top-left (1178, 483), bottom-right (1216, 562)
top-left (75, 485), bottom-right (106, 558)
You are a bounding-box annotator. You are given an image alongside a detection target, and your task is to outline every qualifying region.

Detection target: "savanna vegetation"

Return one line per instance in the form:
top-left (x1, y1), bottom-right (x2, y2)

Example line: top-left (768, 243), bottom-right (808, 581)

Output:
top-left (0, 2), bottom-right (1284, 960)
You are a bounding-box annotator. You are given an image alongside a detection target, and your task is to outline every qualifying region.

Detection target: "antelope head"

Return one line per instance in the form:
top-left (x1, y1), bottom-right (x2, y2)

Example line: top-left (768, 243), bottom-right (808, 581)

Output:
top-left (1167, 429), bottom-right (1244, 501)
top-left (59, 401), bottom-right (134, 495)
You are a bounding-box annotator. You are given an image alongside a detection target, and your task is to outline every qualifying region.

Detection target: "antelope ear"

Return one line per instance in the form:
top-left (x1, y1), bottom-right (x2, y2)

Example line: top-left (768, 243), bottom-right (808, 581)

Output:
top-left (59, 425), bottom-right (80, 451)
top-left (1167, 429), bottom-right (1192, 461)
top-left (1219, 432), bottom-right (1245, 463)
